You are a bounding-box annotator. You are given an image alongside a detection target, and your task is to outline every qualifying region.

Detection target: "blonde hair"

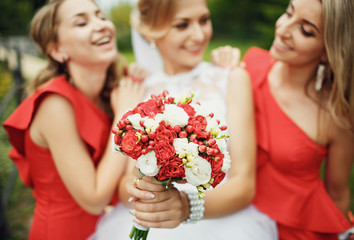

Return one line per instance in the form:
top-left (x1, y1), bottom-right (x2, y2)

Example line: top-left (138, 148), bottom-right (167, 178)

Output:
top-left (131, 0), bottom-right (179, 39)
top-left (322, 0), bottom-right (354, 131)
top-left (29, 0), bottom-right (120, 111)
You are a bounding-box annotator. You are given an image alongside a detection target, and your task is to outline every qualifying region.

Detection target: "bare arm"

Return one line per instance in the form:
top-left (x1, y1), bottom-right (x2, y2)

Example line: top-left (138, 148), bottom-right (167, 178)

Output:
top-left (203, 67), bottom-right (256, 218)
top-left (30, 78), bottom-right (145, 215)
top-left (123, 67), bottom-right (256, 227)
top-left (325, 120), bottom-right (354, 215)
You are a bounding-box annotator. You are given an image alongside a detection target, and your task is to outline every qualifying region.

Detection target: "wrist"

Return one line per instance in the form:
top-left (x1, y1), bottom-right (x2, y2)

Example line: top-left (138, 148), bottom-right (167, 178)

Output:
top-left (182, 190), bottom-right (205, 224)
top-left (180, 191), bottom-right (190, 222)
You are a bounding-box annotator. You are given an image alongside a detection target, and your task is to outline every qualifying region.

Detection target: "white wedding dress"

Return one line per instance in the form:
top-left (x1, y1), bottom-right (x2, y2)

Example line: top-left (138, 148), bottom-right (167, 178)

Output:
top-left (88, 61), bottom-right (278, 240)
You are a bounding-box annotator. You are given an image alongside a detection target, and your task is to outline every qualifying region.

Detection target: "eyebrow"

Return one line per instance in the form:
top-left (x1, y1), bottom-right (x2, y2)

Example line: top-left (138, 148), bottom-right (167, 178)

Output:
top-left (173, 12), bottom-right (210, 22)
top-left (71, 9), bottom-right (101, 19)
top-left (290, 2), bottom-right (320, 33)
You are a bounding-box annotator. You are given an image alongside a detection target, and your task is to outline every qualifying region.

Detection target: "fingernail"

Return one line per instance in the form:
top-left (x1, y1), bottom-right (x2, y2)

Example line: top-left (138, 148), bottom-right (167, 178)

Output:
top-left (145, 193), bottom-right (155, 199)
top-left (133, 218), bottom-right (141, 224)
top-left (128, 197), bottom-right (135, 202)
top-left (129, 209), bottom-right (136, 216)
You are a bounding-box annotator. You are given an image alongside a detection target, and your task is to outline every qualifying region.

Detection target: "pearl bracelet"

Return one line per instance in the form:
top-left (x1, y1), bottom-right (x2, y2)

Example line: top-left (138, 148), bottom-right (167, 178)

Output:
top-left (182, 190), bottom-right (205, 224)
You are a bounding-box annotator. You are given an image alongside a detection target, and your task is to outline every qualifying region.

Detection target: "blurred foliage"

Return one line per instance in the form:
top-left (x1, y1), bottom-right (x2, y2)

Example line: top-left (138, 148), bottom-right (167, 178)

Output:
top-left (0, 0), bottom-right (289, 50)
top-left (110, 2), bottom-right (134, 52)
top-left (0, 0), bottom-right (46, 36)
top-left (208, 0), bottom-right (288, 48)
top-left (0, 64), bottom-right (12, 102)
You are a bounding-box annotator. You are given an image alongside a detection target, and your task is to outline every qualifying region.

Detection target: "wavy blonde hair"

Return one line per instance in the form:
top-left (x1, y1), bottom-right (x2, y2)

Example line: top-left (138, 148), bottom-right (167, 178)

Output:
top-left (29, 0), bottom-right (120, 111)
top-left (131, 0), bottom-right (179, 39)
top-left (322, 0), bottom-right (354, 131)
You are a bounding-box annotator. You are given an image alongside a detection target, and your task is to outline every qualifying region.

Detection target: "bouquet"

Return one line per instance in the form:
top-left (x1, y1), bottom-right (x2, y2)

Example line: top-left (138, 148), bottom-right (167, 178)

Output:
top-left (112, 90), bottom-right (230, 240)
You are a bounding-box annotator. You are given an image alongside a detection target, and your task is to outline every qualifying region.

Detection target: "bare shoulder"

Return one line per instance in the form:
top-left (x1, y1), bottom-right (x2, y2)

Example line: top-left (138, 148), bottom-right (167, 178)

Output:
top-left (30, 93), bottom-right (77, 148)
top-left (37, 93), bottom-right (74, 118)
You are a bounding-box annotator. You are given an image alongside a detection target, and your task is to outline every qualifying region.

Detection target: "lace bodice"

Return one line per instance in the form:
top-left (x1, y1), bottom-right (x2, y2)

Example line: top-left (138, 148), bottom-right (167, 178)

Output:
top-left (144, 62), bottom-right (229, 125)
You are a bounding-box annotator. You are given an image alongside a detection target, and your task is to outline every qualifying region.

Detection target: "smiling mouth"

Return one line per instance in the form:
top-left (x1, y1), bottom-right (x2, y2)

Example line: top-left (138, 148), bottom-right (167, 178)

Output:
top-left (274, 38), bottom-right (292, 51)
top-left (94, 36), bottom-right (112, 46)
top-left (184, 45), bottom-right (204, 54)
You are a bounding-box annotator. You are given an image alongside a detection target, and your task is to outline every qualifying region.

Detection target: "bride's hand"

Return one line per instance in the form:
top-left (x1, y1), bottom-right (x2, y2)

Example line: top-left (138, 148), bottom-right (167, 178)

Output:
top-left (211, 45), bottom-right (242, 69)
top-left (127, 169), bottom-right (190, 228)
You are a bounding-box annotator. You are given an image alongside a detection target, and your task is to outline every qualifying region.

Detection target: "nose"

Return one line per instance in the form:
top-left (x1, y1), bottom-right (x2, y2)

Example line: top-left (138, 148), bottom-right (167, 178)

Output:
top-left (190, 23), bottom-right (205, 42)
top-left (275, 15), bottom-right (292, 38)
top-left (92, 17), bottom-right (109, 31)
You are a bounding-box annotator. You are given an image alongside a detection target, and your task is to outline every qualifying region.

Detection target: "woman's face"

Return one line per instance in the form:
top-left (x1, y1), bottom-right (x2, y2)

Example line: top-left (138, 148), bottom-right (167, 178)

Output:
top-left (155, 0), bottom-right (212, 75)
top-left (54, 0), bottom-right (117, 68)
top-left (270, 0), bottom-right (327, 67)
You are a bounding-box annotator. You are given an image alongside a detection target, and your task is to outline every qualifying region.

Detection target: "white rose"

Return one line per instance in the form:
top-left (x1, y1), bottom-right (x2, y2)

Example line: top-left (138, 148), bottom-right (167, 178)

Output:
top-left (173, 138), bottom-right (199, 158)
top-left (190, 103), bottom-right (209, 117)
top-left (206, 117), bottom-right (219, 132)
top-left (151, 113), bottom-right (165, 132)
top-left (127, 114), bottom-right (144, 131)
top-left (215, 138), bottom-right (230, 173)
top-left (215, 138), bottom-right (227, 153)
top-left (185, 156), bottom-right (212, 186)
top-left (163, 104), bottom-right (189, 127)
top-left (221, 151), bottom-right (231, 173)
top-left (136, 151), bottom-right (160, 176)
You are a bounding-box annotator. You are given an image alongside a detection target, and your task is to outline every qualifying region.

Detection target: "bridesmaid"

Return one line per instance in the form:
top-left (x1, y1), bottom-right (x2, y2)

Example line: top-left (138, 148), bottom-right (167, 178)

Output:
top-left (213, 0), bottom-right (354, 239)
top-left (3, 0), bottom-right (144, 239)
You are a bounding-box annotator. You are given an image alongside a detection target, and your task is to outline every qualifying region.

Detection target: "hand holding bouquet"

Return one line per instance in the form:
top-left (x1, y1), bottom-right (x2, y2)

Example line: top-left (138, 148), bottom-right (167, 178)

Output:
top-left (112, 90), bottom-right (230, 240)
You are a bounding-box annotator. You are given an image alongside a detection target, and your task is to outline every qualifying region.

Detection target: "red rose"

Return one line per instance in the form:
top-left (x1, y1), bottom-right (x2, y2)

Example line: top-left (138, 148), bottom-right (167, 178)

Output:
top-left (120, 130), bottom-right (143, 159)
top-left (154, 141), bottom-right (176, 165)
top-left (134, 99), bottom-right (161, 117)
top-left (121, 110), bottom-right (134, 120)
top-left (212, 171), bottom-right (226, 188)
top-left (202, 152), bottom-right (224, 178)
top-left (114, 133), bottom-right (122, 146)
top-left (156, 156), bottom-right (185, 181)
top-left (177, 103), bottom-right (196, 117)
top-left (210, 152), bottom-right (224, 177)
top-left (188, 115), bottom-right (208, 139)
top-left (156, 121), bottom-right (177, 143)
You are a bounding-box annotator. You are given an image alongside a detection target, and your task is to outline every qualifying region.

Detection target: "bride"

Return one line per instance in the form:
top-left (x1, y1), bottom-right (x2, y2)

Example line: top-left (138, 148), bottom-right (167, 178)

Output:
top-left (89, 0), bottom-right (277, 239)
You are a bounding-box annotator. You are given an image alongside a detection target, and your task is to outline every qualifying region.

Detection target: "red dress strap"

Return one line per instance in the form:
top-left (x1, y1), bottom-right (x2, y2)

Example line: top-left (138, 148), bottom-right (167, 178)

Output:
top-left (3, 75), bottom-right (111, 187)
top-left (243, 47), bottom-right (351, 235)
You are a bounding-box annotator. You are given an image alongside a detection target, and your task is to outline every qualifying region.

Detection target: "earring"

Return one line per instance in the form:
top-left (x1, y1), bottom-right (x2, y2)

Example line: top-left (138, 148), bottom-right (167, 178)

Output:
top-left (62, 55), bottom-right (68, 63)
top-left (149, 40), bottom-right (156, 49)
top-left (315, 64), bottom-right (324, 92)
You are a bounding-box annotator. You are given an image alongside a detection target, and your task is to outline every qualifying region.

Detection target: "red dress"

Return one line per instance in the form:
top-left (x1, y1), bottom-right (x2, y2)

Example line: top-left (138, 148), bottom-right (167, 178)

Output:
top-left (244, 47), bottom-right (351, 239)
top-left (3, 76), bottom-right (112, 240)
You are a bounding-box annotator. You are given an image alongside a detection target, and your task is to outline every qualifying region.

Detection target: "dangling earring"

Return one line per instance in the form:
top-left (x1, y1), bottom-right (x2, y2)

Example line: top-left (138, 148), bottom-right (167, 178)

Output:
top-left (149, 40), bottom-right (156, 49)
top-left (61, 55), bottom-right (71, 83)
top-left (315, 64), bottom-right (324, 92)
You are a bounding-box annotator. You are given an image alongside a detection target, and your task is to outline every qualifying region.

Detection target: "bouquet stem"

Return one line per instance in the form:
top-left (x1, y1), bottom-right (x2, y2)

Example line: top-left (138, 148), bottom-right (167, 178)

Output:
top-left (129, 223), bottom-right (149, 240)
